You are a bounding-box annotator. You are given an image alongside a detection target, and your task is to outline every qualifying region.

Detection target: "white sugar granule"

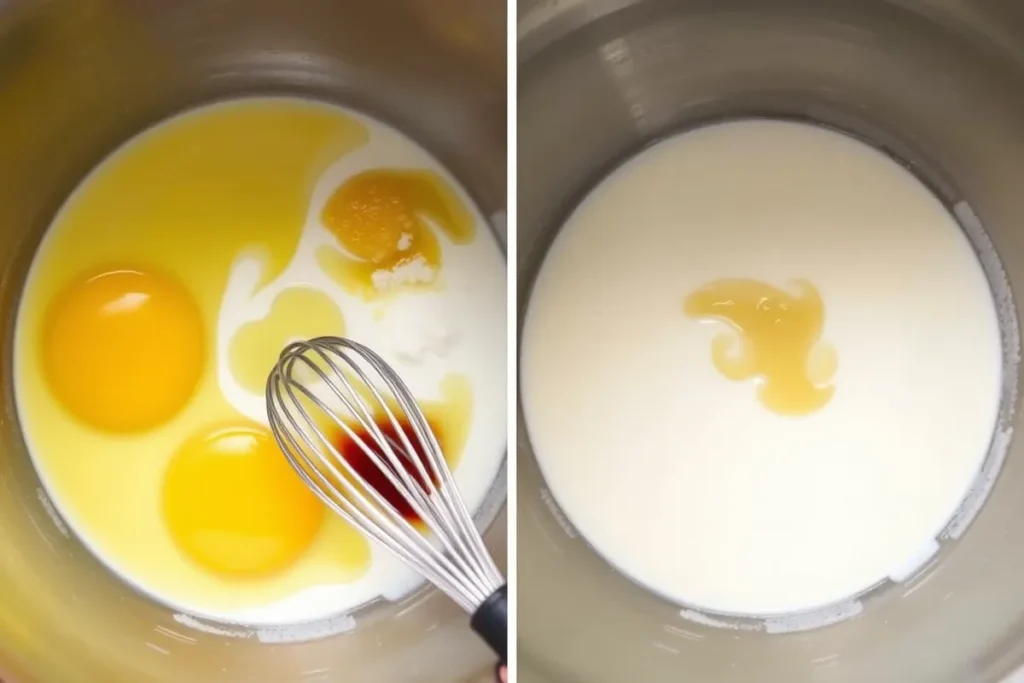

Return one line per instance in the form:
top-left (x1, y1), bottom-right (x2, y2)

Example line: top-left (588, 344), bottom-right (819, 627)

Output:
top-left (371, 254), bottom-right (435, 291)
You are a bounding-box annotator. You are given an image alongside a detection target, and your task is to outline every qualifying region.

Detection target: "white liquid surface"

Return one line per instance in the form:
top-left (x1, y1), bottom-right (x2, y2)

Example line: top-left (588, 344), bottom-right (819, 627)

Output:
top-left (520, 120), bottom-right (1002, 615)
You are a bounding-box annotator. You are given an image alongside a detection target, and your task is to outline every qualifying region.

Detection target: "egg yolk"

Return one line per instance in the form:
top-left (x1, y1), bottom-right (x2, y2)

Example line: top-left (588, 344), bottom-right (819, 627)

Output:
top-left (42, 268), bottom-right (204, 432)
top-left (162, 423), bottom-right (325, 577)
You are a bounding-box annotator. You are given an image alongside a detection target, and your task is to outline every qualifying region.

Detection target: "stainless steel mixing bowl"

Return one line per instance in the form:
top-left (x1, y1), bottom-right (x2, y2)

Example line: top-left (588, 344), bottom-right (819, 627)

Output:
top-left (0, 1), bottom-right (506, 681)
top-left (518, 0), bottom-right (1024, 681)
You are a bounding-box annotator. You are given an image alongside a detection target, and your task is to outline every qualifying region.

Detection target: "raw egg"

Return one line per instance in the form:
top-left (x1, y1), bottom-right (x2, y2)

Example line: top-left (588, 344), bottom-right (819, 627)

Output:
top-left (42, 268), bottom-right (204, 432)
top-left (162, 423), bottom-right (325, 577)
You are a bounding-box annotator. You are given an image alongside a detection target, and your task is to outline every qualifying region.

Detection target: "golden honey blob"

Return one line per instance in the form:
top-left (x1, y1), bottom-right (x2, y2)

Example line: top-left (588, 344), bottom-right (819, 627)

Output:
top-left (318, 169), bottom-right (475, 298)
top-left (685, 278), bottom-right (837, 415)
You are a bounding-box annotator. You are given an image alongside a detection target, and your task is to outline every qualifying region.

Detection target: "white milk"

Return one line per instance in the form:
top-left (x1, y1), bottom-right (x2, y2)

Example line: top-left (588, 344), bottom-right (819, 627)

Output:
top-left (521, 119), bottom-right (1002, 615)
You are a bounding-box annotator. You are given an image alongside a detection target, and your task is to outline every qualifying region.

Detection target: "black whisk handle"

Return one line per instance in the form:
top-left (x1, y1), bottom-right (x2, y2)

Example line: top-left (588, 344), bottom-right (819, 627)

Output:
top-left (471, 584), bottom-right (507, 662)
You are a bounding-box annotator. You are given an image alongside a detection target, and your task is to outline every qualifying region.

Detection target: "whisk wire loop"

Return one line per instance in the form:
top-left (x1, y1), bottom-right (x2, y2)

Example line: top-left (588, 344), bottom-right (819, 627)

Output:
top-left (266, 336), bottom-right (503, 614)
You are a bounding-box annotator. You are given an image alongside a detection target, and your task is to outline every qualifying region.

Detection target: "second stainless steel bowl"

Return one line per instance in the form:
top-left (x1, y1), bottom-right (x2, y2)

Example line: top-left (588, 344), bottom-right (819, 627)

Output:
top-left (519, 0), bottom-right (1024, 681)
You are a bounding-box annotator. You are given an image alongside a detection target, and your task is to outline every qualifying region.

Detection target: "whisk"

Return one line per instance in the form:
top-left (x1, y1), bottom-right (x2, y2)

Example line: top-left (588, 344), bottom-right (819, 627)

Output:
top-left (265, 336), bottom-right (507, 661)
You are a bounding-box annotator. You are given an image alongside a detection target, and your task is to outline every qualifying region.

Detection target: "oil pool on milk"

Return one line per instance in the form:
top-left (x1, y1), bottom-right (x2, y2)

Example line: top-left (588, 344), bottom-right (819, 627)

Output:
top-left (14, 97), bottom-right (506, 628)
top-left (521, 119), bottom-right (1003, 617)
